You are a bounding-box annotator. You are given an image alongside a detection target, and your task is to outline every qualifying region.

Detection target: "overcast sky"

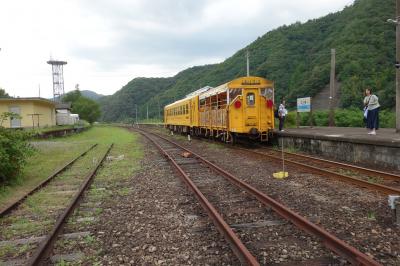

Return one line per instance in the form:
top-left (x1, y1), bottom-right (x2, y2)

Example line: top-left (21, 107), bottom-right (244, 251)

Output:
top-left (0, 0), bottom-right (353, 98)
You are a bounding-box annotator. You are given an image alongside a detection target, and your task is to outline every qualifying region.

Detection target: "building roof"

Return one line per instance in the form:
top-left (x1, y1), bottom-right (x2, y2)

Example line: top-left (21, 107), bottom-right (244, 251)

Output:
top-left (0, 97), bottom-right (56, 107)
top-left (55, 102), bottom-right (71, 110)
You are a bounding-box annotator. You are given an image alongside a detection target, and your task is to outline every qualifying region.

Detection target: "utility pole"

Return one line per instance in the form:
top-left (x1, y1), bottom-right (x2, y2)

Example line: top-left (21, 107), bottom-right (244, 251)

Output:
top-left (158, 99), bottom-right (161, 122)
top-left (397, 0), bottom-right (400, 132)
top-left (246, 50), bottom-right (250, 77)
top-left (135, 104), bottom-right (138, 124)
top-left (388, 1), bottom-right (400, 132)
top-left (146, 104), bottom-right (149, 120)
top-left (328, 48), bottom-right (336, 127)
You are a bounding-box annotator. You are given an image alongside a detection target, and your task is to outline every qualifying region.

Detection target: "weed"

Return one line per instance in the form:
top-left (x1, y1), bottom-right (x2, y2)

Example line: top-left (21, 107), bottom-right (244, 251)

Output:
top-left (367, 176), bottom-right (382, 184)
top-left (367, 211), bottom-right (376, 220)
top-left (56, 259), bottom-right (72, 266)
top-left (84, 235), bottom-right (96, 245)
top-left (117, 187), bottom-right (131, 196)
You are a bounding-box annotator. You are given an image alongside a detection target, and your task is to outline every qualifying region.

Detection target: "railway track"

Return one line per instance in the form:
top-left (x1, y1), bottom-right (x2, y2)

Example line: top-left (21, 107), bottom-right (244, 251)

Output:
top-left (136, 128), bottom-right (381, 266)
top-left (141, 125), bottom-right (400, 196)
top-left (263, 148), bottom-right (400, 182)
top-left (0, 144), bottom-right (113, 265)
top-left (239, 146), bottom-right (400, 196)
top-left (0, 144), bottom-right (98, 218)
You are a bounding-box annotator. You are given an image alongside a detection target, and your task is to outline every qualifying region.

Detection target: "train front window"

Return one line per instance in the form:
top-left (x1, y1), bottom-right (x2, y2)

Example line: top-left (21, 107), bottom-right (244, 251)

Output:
top-left (229, 88), bottom-right (242, 103)
top-left (261, 87), bottom-right (274, 100)
top-left (246, 93), bottom-right (255, 106)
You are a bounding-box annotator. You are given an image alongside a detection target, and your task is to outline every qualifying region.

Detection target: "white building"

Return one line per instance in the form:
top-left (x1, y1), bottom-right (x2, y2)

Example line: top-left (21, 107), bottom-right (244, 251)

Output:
top-left (55, 103), bottom-right (79, 125)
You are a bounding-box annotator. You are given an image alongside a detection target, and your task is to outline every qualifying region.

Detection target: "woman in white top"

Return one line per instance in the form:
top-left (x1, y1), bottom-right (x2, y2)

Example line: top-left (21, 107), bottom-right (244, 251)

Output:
top-left (278, 99), bottom-right (288, 131)
top-left (363, 87), bottom-right (380, 135)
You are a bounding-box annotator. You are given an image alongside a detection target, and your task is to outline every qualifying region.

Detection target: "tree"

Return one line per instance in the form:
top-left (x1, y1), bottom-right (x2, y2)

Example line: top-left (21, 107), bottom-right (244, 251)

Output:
top-left (72, 97), bottom-right (101, 124)
top-left (62, 89), bottom-right (81, 103)
top-left (0, 112), bottom-right (22, 127)
top-left (0, 88), bottom-right (10, 98)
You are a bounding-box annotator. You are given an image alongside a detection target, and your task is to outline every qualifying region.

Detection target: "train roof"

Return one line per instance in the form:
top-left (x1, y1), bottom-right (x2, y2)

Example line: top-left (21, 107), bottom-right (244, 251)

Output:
top-left (199, 83), bottom-right (228, 99)
top-left (165, 86), bottom-right (213, 108)
top-left (164, 76), bottom-right (274, 108)
top-left (185, 86), bottom-right (213, 98)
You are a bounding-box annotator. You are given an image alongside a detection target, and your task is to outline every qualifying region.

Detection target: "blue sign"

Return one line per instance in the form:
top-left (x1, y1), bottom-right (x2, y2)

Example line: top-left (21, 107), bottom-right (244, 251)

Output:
top-left (297, 97), bottom-right (311, 112)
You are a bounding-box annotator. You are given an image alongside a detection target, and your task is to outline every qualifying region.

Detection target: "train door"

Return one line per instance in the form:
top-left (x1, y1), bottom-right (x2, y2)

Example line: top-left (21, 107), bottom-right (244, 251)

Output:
top-left (244, 89), bottom-right (258, 128)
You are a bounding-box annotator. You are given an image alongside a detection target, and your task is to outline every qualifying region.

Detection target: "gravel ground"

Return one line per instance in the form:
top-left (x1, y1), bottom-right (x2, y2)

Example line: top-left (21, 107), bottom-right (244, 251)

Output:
top-left (53, 134), bottom-right (239, 265)
top-left (146, 126), bottom-right (400, 266)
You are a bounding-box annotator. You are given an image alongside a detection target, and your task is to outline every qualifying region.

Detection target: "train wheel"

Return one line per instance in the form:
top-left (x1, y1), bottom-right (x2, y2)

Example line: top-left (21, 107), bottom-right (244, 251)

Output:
top-left (226, 132), bottom-right (236, 145)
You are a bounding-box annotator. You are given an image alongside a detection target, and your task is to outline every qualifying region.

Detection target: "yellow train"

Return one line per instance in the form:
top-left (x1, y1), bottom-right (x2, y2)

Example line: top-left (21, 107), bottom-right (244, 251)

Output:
top-left (164, 76), bottom-right (275, 142)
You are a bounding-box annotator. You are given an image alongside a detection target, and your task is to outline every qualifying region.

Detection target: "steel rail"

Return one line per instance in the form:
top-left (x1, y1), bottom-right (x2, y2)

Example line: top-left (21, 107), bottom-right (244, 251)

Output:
top-left (137, 129), bottom-right (260, 266)
top-left (0, 143), bottom-right (98, 218)
top-left (267, 148), bottom-right (400, 182)
top-left (27, 144), bottom-right (113, 266)
top-left (239, 148), bottom-right (400, 196)
top-left (145, 130), bottom-right (381, 266)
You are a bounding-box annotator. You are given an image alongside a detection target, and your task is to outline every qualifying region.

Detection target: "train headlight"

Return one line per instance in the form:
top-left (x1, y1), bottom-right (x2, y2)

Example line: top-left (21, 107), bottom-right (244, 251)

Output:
top-left (234, 100), bottom-right (242, 109)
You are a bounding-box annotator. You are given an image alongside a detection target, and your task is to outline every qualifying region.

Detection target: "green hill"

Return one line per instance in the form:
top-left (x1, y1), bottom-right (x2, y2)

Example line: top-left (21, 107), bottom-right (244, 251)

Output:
top-left (100, 0), bottom-right (395, 122)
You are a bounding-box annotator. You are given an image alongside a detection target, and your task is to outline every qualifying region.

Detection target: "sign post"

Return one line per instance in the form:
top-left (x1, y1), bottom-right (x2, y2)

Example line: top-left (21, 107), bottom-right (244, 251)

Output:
top-left (297, 97), bottom-right (312, 128)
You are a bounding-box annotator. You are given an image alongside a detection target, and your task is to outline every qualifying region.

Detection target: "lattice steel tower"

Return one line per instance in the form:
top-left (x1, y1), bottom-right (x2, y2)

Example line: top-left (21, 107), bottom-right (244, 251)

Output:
top-left (47, 59), bottom-right (67, 102)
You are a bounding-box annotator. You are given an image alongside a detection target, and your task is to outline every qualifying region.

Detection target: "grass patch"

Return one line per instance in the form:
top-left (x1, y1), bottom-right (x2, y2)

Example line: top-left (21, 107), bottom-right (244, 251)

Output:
top-left (205, 142), bottom-right (223, 150)
top-left (2, 218), bottom-right (53, 238)
top-left (117, 187), bottom-right (131, 196)
top-left (0, 126), bottom-right (140, 210)
top-left (0, 242), bottom-right (34, 258)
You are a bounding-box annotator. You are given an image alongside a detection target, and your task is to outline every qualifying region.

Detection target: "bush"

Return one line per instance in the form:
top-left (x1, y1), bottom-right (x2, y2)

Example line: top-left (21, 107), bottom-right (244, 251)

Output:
top-left (334, 108), bottom-right (365, 127)
top-left (283, 108), bottom-right (395, 128)
top-left (0, 128), bottom-right (35, 183)
top-left (379, 109), bottom-right (396, 128)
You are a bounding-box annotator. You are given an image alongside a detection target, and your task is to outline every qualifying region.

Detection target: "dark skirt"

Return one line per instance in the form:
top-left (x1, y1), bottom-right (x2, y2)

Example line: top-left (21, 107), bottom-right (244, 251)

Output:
top-left (366, 107), bottom-right (379, 129)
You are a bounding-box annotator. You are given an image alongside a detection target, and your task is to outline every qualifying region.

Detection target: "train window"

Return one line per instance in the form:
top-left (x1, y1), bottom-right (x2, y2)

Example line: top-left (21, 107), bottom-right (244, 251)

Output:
top-left (186, 104), bottom-right (189, 114)
top-left (229, 88), bottom-right (242, 103)
top-left (261, 88), bottom-right (274, 100)
top-left (246, 93), bottom-right (255, 106)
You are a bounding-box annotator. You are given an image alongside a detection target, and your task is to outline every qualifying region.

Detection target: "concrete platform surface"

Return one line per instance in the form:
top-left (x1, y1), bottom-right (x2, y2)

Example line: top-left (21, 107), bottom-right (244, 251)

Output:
top-left (275, 127), bottom-right (400, 148)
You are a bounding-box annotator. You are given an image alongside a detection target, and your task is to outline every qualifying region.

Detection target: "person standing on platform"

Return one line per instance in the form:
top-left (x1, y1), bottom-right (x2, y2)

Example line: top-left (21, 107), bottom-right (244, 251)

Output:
top-left (363, 87), bottom-right (380, 135)
top-left (278, 99), bottom-right (288, 131)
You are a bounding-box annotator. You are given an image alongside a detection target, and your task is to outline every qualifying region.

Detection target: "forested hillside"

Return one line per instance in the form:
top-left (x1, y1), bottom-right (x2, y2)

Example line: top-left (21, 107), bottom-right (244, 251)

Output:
top-left (100, 0), bottom-right (395, 122)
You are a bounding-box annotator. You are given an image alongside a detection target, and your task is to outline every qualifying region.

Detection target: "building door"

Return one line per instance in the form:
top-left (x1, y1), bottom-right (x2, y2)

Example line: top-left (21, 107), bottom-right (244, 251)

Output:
top-left (9, 106), bottom-right (21, 128)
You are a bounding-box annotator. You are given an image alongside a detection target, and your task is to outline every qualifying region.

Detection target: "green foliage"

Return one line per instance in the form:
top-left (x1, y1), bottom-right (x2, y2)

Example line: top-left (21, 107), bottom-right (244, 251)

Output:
top-left (100, 0), bottom-right (396, 123)
top-left (62, 90), bottom-right (101, 124)
top-left (285, 108), bottom-right (395, 128)
top-left (72, 97), bottom-right (101, 124)
top-left (0, 128), bottom-right (35, 183)
top-left (62, 89), bottom-right (82, 103)
top-left (0, 88), bottom-right (10, 98)
top-left (0, 112), bottom-right (22, 127)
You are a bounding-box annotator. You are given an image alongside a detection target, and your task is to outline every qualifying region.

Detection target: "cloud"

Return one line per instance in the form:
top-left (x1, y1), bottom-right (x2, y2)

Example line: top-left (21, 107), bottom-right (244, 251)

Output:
top-left (0, 0), bottom-right (353, 98)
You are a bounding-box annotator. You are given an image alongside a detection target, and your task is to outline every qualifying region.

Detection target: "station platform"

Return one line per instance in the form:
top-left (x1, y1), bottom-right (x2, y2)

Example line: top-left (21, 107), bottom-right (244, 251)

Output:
top-left (274, 127), bottom-right (400, 170)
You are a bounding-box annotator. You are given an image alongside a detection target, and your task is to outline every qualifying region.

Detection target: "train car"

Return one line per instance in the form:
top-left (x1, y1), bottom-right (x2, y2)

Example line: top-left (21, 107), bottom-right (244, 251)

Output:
top-left (164, 76), bottom-right (274, 142)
